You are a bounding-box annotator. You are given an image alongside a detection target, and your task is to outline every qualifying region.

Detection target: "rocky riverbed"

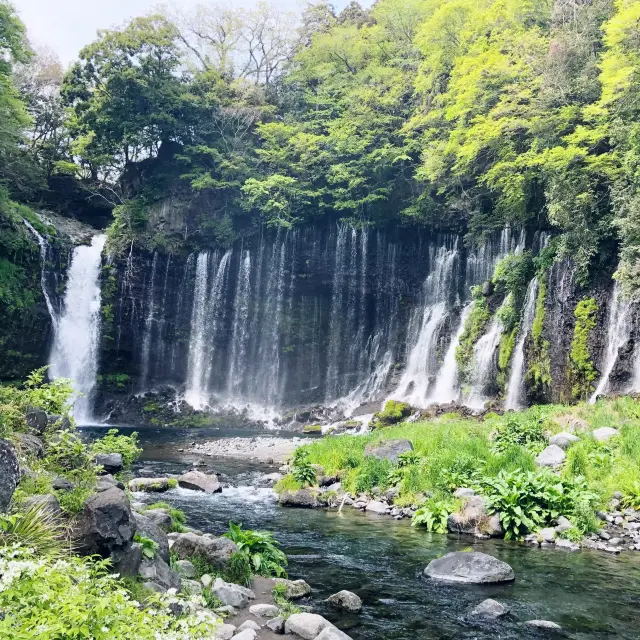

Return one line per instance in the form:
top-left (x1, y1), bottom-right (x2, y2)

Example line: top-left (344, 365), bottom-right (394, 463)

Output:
top-left (187, 436), bottom-right (305, 463)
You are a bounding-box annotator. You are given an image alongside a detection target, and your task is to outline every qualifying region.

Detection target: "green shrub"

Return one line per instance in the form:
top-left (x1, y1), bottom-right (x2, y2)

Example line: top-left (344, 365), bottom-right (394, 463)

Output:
top-left (272, 583), bottom-right (302, 619)
top-left (274, 474), bottom-right (302, 495)
top-left (0, 547), bottom-right (217, 639)
top-left (291, 449), bottom-right (316, 487)
top-left (45, 430), bottom-right (94, 472)
top-left (225, 552), bottom-right (253, 587)
top-left (493, 251), bottom-right (534, 298)
top-left (146, 502), bottom-right (187, 533)
top-left (134, 534), bottom-right (159, 559)
top-left (223, 522), bottom-right (287, 578)
top-left (526, 276), bottom-right (552, 397)
top-left (411, 498), bottom-right (454, 533)
top-left (354, 457), bottom-right (393, 494)
top-left (492, 416), bottom-right (546, 455)
top-left (456, 292), bottom-right (491, 382)
top-left (0, 503), bottom-right (67, 556)
top-left (90, 429), bottom-right (142, 467)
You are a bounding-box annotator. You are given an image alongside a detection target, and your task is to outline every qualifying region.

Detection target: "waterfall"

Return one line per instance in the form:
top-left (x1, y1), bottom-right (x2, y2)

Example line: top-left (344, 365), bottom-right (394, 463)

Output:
top-left (428, 302), bottom-right (473, 405)
top-left (22, 219), bottom-right (57, 325)
top-left (139, 252), bottom-right (158, 390)
top-left (465, 298), bottom-right (508, 410)
top-left (49, 234), bottom-right (107, 422)
top-left (591, 284), bottom-right (632, 402)
top-left (391, 241), bottom-right (458, 407)
top-left (227, 250), bottom-right (252, 397)
top-left (505, 277), bottom-right (539, 410)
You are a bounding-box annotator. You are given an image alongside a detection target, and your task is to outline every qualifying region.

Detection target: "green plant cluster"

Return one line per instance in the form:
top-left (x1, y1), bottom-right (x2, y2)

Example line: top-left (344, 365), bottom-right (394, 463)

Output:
top-left (223, 521), bottom-right (288, 578)
top-left (456, 291), bottom-right (491, 384)
top-left (290, 449), bottom-right (316, 487)
top-left (569, 297), bottom-right (599, 401)
top-left (90, 428), bottom-right (142, 467)
top-left (373, 400), bottom-right (411, 426)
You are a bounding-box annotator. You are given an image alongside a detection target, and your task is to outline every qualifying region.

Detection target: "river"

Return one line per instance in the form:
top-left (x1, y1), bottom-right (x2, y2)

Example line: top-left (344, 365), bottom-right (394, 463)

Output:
top-left (83, 426), bottom-right (640, 639)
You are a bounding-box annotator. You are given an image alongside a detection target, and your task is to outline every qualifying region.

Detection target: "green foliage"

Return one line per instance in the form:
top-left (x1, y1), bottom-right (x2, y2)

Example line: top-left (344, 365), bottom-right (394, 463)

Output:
top-left (569, 297), bottom-right (599, 401)
top-left (134, 533), bottom-right (159, 559)
top-left (411, 499), bottom-right (453, 533)
top-left (274, 474), bottom-right (302, 495)
top-left (0, 503), bottom-right (67, 556)
top-left (167, 478), bottom-right (178, 489)
top-left (493, 252), bottom-right (534, 299)
top-left (456, 295), bottom-right (491, 382)
top-left (272, 583), bottom-right (302, 620)
top-left (354, 456), bottom-right (393, 494)
top-left (290, 449), bottom-right (316, 487)
top-left (492, 416), bottom-right (547, 455)
top-left (146, 502), bottom-right (187, 533)
top-left (223, 522), bottom-right (288, 578)
top-left (90, 429), bottom-right (142, 467)
top-left (225, 552), bottom-right (253, 587)
top-left (0, 547), bottom-right (217, 639)
top-left (374, 400), bottom-right (411, 426)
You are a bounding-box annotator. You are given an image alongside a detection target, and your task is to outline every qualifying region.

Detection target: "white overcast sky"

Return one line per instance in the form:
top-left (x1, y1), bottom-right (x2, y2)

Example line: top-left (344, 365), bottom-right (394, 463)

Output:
top-left (14, 0), bottom-right (367, 67)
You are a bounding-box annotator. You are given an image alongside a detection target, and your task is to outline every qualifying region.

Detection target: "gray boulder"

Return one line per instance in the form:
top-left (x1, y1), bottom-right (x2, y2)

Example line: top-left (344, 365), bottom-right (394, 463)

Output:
top-left (211, 577), bottom-right (255, 608)
top-left (129, 477), bottom-right (171, 492)
top-left (266, 616), bottom-right (285, 633)
top-left (0, 439), bottom-right (19, 512)
top-left (549, 432), bottom-right (580, 449)
top-left (447, 496), bottom-right (502, 538)
top-left (111, 542), bottom-right (143, 576)
top-left (23, 494), bottom-right (61, 517)
top-left (535, 445), bottom-right (566, 468)
top-left (592, 427), bottom-right (619, 442)
top-left (138, 555), bottom-right (181, 591)
top-left (177, 470), bottom-right (221, 493)
top-left (134, 512), bottom-right (170, 563)
top-left (275, 578), bottom-right (312, 599)
top-left (315, 628), bottom-right (352, 640)
top-left (213, 624), bottom-right (236, 640)
top-left (469, 598), bottom-right (509, 619)
top-left (424, 552), bottom-right (515, 584)
top-left (25, 408), bottom-right (47, 434)
top-left (174, 559), bottom-right (196, 578)
top-left (539, 527), bottom-right (556, 543)
top-left (525, 620), bottom-right (561, 630)
top-left (46, 414), bottom-right (71, 431)
top-left (326, 590), bottom-right (362, 612)
top-left (453, 488), bottom-right (476, 498)
top-left (555, 516), bottom-right (573, 534)
top-left (94, 453), bottom-right (123, 474)
top-left (180, 578), bottom-right (202, 595)
top-left (285, 613), bottom-right (332, 639)
top-left (232, 631), bottom-right (256, 640)
top-left (96, 474), bottom-right (125, 492)
top-left (143, 508), bottom-right (173, 531)
top-left (12, 433), bottom-right (44, 458)
top-left (171, 532), bottom-right (238, 569)
top-left (52, 475), bottom-right (74, 491)
top-left (73, 487), bottom-right (136, 557)
top-left (366, 500), bottom-right (390, 514)
top-left (364, 439), bottom-right (413, 463)
top-left (236, 620), bottom-right (260, 632)
top-left (249, 603), bottom-right (280, 618)
top-left (278, 488), bottom-right (320, 508)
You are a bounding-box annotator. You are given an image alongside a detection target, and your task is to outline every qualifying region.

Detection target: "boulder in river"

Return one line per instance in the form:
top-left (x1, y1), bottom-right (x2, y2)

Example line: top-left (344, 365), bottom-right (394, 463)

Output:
top-left (73, 487), bottom-right (136, 557)
top-left (424, 551), bottom-right (515, 584)
top-left (364, 439), bottom-right (413, 463)
top-left (285, 613), bottom-right (332, 639)
top-left (326, 590), bottom-right (362, 612)
top-left (171, 532), bottom-right (238, 569)
top-left (177, 470), bottom-right (221, 493)
top-left (278, 488), bottom-right (320, 508)
top-left (535, 445), bottom-right (566, 468)
top-left (525, 620), bottom-right (561, 630)
top-left (469, 598), bottom-right (509, 619)
top-left (315, 628), bottom-right (353, 640)
top-left (0, 439), bottom-right (19, 512)
top-left (129, 477), bottom-right (171, 492)
top-left (94, 453), bottom-right (123, 474)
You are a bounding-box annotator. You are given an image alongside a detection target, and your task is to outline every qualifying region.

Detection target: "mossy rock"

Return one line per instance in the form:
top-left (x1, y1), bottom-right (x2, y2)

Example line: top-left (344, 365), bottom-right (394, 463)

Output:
top-left (302, 424), bottom-right (322, 434)
top-left (373, 400), bottom-right (412, 426)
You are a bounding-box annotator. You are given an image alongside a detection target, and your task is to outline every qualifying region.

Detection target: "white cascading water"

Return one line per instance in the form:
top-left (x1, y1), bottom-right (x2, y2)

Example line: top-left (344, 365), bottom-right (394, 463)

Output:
top-left (391, 241), bottom-right (458, 407)
top-left (505, 277), bottom-right (539, 410)
top-left (591, 283), bottom-right (632, 402)
top-left (139, 252), bottom-right (158, 390)
top-left (49, 234), bottom-right (107, 422)
top-left (465, 297), bottom-right (509, 410)
top-left (227, 250), bottom-right (252, 397)
top-left (428, 302), bottom-right (474, 405)
top-left (22, 219), bottom-right (57, 325)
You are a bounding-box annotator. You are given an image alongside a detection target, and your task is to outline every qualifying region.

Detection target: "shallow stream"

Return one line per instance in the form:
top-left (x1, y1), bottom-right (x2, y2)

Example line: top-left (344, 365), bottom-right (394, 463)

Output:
top-left (83, 426), bottom-right (640, 639)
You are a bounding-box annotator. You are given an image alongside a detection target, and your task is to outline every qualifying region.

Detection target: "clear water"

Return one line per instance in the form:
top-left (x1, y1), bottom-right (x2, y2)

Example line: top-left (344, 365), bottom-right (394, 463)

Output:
top-left (83, 426), bottom-right (640, 639)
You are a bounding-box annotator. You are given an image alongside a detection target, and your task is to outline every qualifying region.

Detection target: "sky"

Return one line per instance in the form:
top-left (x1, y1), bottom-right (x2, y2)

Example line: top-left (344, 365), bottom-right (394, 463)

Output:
top-left (14, 0), bottom-right (362, 67)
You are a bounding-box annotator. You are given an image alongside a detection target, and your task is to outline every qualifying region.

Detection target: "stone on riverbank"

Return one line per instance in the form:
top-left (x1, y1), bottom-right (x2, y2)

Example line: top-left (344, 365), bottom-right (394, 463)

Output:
top-left (171, 532), bottom-right (238, 569)
top-left (94, 452), bottom-right (123, 474)
top-left (326, 590), bottom-right (362, 612)
top-left (535, 445), bottom-right (565, 468)
top-left (23, 494), bottom-right (61, 517)
top-left (174, 559), bottom-right (196, 578)
top-left (285, 613), bottom-right (331, 639)
top-left (469, 598), bottom-right (509, 619)
top-left (177, 470), bottom-right (221, 493)
top-left (249, 603), bottom-right (280, 617)
top-left (315, 627), bottom-right (353, 640)
top-left (231, 630), bottom-right (256, 640)
top-left (424, 552), bottom-right (515, 584)
top-left (274, 578), bottom-right (312, 599)
top-left (213, 623), bottom-right (236, 640)
top-left (73, 487), bottom-right (135, 556)
top-left (549, 432), bottom-right (580, 449)
top-left (129, 477), bottom-right (172, 492)
top-left (138, 555), bottom-right (181, 592)
top-left (12, 432), bottom-right (44, 458)
top-left (447, 496), bottom-right (502, 538)
top-left (278, 488), bottom-right (320, 508)
top-left (366, 500), bottom-right (390, 515)
top-left (211, 577), bottom-right (255, 608)
top-left (142, 507), bottom-right (173, 531)
top-left (267, 616), bottom-right (285, 632)
top-left (134, 512), bottom-right (170, 562)
top-left (25, 408), bottom-right (47, 434)
top-left (0, 439), bottom-right (19, 512)
top-left (364, 439), bottom-right (413, 463)
top-left (592, 427), bottom-right (618, 442)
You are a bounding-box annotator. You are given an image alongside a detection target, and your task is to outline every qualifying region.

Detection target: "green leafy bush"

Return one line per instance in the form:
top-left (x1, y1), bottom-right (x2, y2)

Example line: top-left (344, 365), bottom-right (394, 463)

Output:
top-left (570, 297), bottom-right (598, 401)
top-left (146, 502), bottom-right (187, 533)
top-left (291, 449), bottom-right (316, 487)
top-left (223, 522), bottom-right (287, 578)
top-left (0, 547), bottom-right (217, 639)
top-left (134, 533), bottom-right (159, 559)
top-left (0, 503), bottom-right (67, 556)
top-left (90, 429), bottom-right (142, 467)
top-left (492, 417), bottom-right (546, 455)
top-left (45, 430), bottom-right (94, 472)
top-left (411, 499), bottom-right (453, 533)
top-left (354, 457), bottom-right (392, 494)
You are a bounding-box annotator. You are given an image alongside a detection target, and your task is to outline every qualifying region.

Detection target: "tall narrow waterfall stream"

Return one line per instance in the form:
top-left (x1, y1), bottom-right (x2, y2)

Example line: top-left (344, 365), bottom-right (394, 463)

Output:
top-left (49, 234), bottom-right (107, 422)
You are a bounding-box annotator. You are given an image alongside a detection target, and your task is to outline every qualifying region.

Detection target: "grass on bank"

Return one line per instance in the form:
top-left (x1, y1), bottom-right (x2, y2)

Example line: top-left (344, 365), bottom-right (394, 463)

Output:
top-left (276, 397), bottom-right (640, 540)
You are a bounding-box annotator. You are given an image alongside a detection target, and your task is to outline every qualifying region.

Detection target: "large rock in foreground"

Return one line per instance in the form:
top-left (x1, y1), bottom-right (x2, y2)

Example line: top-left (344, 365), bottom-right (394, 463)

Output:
top-left (73, 487), bottom-right (136, 556)
top-left (94, 453), bottom-right (123, 474)
top-left (364, 439), bottom-right (413, 463)
top-left (0, 439), bottom-right (20, 512)
top-left (134, 512), bottom-right (170, 563)
top-left (171, 532), bottom-right (238, 569)
top-left (285, 613), bottom-right (332, 639)
top-left (326, 590), bottom-right (362, 612)
top-left (424, 552), bottom-right (515, 584)
top-left (178, 470), bottom-right (221, 493)
top-left (211, 577), bottom-right (255, 608)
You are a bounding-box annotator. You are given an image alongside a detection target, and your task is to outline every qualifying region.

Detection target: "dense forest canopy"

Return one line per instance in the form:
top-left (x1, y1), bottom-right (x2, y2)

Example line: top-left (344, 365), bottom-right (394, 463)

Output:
top-left (2, 0), bottom-right (640, 288)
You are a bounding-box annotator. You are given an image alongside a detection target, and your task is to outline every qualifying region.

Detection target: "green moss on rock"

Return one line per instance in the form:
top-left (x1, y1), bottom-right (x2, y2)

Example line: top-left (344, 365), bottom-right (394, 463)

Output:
top-left (569, 297), bottom-right (598, 401)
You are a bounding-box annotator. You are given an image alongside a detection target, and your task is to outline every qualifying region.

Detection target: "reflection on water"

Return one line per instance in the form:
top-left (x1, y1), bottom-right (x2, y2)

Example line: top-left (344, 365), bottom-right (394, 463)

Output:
top-left (84, 427), bottom-right (640, 639)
